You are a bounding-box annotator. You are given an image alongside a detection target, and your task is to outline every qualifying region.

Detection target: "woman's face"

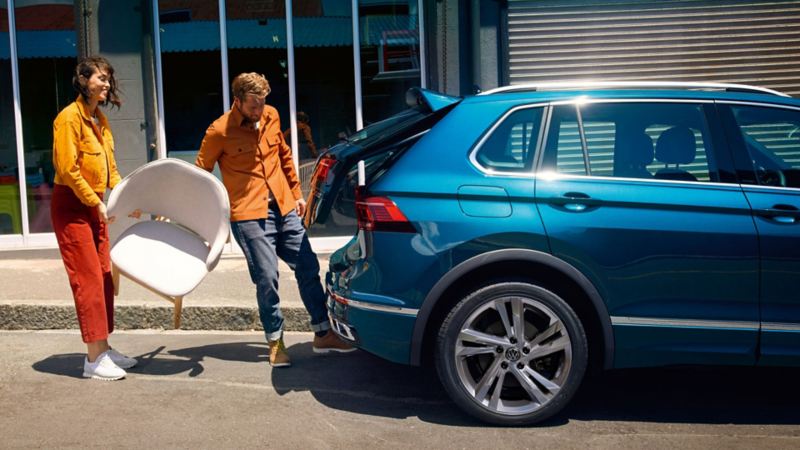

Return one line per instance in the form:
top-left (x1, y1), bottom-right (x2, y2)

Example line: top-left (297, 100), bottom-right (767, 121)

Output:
top-left (83, 68), bottom-right (110, 104)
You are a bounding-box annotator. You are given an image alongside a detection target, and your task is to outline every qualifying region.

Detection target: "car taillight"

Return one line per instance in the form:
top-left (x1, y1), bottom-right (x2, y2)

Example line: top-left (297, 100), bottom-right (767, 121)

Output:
top-left (355, 190), bottom-right (416, 233)
top-left (310, 155), bottom-right (336, 189)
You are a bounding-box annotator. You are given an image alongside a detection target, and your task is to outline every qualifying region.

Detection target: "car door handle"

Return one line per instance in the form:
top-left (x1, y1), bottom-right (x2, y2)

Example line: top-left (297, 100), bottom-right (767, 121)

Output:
top-left (555, 192), bottom-right (593, 212)
top-left (756, 204), bottom-right (800, 224)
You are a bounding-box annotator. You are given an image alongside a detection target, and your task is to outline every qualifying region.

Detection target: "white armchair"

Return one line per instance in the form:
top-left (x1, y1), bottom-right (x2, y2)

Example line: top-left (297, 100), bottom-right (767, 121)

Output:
top-left (107, 158), bottom-right (230, 328)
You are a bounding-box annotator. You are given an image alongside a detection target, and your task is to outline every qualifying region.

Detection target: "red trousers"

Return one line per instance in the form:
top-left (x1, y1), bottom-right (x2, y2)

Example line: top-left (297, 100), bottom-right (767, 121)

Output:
top-left (51, 184), bottom-right (114, 343)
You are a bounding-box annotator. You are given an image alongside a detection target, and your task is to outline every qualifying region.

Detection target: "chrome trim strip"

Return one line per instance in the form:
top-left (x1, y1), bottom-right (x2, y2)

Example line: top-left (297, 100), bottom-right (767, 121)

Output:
top-left (716, 100), bottom-right (800, 113)
top-left (535, 171), bottom-right (743, 190)
top-left (611, 316), bottom-right (758, 330)
top-left (479, 81), bottom-right (789, 97)
top-left (762, 322), bottom-right (800, 332)
top-left (346, 299), bottom-right (419, 317)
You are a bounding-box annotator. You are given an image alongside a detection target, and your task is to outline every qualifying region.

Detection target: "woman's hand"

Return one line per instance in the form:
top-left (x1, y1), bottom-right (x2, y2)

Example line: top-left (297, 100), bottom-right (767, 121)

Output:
top-left (97, 202), bottom-right (115, 224)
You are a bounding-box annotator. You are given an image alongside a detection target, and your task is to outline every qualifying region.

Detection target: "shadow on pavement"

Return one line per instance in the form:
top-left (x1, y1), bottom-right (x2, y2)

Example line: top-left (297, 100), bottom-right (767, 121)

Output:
top-left (271, 342), bottom-right (477, 426)
top-left (33, 342), bottom-right (800, 427)
top-left (271, 342), bottom-right (800, 427)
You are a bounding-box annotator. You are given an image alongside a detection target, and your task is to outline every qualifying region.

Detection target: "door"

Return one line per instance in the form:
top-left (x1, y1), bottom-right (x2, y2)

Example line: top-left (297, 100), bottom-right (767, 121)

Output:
top-left (536, 100), bottom-right (760, 368)
top-left (720, 102), bottom-right (800, 366)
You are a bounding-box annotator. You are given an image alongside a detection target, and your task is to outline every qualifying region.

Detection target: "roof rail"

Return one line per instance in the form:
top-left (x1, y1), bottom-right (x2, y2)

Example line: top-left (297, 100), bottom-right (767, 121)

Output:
top-left (478, 81), bottom-right (790, 98)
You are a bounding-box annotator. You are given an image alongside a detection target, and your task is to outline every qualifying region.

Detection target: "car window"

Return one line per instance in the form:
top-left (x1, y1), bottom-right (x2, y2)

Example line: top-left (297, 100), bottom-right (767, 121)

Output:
top-left (475, 107), bottom-right (543, 172)
top-left (730, 105), bottom-right (800, 188)
top-left (542, 102), bottom-right (717, 182)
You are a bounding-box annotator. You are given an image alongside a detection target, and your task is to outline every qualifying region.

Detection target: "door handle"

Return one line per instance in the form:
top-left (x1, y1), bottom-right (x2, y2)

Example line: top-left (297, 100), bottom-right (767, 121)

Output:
top-left (555, 192), bottom-right (592, 212)
top-left (757, 204), bottom-right (800, 224)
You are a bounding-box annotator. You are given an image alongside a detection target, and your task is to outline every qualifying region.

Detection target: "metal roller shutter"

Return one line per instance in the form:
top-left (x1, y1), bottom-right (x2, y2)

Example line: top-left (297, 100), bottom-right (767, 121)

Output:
top-left (507, 0), bottom-right (800, 96)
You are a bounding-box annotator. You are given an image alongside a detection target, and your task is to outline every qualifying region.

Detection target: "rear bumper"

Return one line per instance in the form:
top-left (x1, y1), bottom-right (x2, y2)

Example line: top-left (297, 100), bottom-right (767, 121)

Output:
top-left (327, 287), bottom-right (418, 365)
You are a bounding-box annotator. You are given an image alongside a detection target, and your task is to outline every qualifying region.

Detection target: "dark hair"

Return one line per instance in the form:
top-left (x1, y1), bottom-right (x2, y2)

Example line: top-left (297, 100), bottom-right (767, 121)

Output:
top-left (297, 111), bottom-right (309, 124)
top-left (72, 56), bottom-right (121, 108)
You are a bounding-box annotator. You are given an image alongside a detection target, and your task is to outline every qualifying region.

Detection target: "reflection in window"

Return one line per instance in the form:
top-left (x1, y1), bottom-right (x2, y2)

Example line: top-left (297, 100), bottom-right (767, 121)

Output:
top-left (545, 103), bottom-right (716, 182)
top-left (293, 1), bottom-right (356, 238)
top-left (158, 0), bottom-right (223, 157)
top-left (0, 4), bottom-right (21, 234)
top-left (732, 105), bottom-right (800, 188)
top-left (476, 107), bottom-right (542, 172)
top-left (14, 1), bottom-right (77, 234)
top-left (359, 0), bottom-right (421, 126)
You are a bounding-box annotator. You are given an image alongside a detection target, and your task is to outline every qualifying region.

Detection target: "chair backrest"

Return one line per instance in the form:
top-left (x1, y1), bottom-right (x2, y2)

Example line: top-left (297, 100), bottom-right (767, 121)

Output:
top-left (107, 158), bottom-right (230, 268)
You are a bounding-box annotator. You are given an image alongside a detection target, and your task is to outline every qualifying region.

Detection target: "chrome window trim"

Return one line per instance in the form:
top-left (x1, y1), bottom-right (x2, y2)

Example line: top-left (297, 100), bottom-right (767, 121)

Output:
top-left (611, 316), bottom-right (759, 330)
top-left (346, 299), bottom-right (419, 317)
top-left (762, 322), bottom-right (800, 332)
top-left (534, 172), bottom-right (744, 191)
top-left (468, 102), bottom-right (549, 177)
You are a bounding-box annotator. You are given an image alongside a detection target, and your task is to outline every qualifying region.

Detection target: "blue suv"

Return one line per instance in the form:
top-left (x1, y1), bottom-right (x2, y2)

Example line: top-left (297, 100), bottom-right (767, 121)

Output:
top-left (304, 82), bottom-right (800, 425)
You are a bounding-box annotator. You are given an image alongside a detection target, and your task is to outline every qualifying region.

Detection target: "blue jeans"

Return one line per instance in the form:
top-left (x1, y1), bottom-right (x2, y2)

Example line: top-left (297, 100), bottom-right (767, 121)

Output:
top-left (230, 203), bottom-right (330, 342)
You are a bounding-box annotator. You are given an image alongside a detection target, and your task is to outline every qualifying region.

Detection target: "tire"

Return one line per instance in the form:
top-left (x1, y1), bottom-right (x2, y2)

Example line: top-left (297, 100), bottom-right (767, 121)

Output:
top-left (435, 281), bottom-right (588, 426)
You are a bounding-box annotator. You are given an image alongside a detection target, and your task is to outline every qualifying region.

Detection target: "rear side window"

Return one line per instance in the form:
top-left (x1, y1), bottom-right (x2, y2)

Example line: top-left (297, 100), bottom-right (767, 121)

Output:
top-left (730, 105), bottom-right (800, 188)
top-left (542, 102), bottom-right (718, 182)
top-left (474, 107), bottom-right (543, 172)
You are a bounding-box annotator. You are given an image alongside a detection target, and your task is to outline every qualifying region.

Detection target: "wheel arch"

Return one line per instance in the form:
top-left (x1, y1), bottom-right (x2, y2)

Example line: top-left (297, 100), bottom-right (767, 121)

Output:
top-left (410, 248), bottom-right (614, 370)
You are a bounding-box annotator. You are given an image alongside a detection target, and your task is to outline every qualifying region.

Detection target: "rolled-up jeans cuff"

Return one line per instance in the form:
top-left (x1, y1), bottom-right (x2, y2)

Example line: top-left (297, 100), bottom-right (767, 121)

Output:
top-left (265, 329), bottom-right (283, 342)
top-left (310, 321), bottom-right (331, 333)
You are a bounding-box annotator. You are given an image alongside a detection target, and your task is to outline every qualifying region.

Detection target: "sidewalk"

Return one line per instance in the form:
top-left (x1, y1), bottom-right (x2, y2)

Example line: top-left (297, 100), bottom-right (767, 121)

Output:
top-left (0, 248), bottom-right (326, 332)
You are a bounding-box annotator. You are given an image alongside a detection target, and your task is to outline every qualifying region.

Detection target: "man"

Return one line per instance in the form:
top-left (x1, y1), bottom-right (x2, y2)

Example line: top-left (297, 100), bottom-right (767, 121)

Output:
top-left (196, 73), bottom-right (353, 367)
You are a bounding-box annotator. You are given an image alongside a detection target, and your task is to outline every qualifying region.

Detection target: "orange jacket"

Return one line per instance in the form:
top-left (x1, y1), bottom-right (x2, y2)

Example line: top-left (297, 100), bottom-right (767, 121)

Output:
top-left (196, 104), bottom-right (302, 221)
top-left (52, 96), bottom-right (121, 207)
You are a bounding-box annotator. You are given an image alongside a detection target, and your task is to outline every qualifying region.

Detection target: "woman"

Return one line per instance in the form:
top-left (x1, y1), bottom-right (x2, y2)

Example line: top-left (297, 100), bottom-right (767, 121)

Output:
top-left (51, 56), bottom-right (136, 380)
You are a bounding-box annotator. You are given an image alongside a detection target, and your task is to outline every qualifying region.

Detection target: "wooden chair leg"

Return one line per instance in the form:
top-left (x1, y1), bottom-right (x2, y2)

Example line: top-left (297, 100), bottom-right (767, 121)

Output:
top-left (111, 264), bottom-right (120, 296)
top-left (173, 296), bottom-right (183, 329)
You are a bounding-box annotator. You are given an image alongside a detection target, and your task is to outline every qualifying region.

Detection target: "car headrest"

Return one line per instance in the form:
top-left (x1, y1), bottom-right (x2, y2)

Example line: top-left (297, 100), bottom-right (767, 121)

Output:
top-left (655, 126), bottom-right (696, 165)
top-left (619, 132), bottom-right (654, 167)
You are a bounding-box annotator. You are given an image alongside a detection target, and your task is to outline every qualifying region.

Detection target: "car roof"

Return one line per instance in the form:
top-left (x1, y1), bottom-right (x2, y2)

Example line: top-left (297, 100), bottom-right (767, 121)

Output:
top-left (463, 84), bottom-right (800, 109)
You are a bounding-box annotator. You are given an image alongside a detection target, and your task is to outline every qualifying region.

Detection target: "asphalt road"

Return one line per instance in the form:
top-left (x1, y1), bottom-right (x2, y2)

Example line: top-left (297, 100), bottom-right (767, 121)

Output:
top-left (1, 330), bottom-right (799, 449)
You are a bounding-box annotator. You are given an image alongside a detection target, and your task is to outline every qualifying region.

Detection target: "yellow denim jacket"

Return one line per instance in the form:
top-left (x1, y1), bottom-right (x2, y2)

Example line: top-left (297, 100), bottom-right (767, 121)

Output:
top-left (52, 95), bottom-right (121, 207)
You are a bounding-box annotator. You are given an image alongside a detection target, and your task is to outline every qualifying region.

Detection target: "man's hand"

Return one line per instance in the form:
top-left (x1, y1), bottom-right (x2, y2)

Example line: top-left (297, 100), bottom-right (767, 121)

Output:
top-left (295, 198), bottom-right (307, 217)
top-left (97, 202), bottom-right (115, 224)
top-left (128, 209), bottom-right (143, 219)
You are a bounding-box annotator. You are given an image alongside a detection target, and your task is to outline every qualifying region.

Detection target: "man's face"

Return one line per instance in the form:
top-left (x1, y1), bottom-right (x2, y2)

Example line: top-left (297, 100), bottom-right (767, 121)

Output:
top-left (235, 94), bottom-right (266, 124)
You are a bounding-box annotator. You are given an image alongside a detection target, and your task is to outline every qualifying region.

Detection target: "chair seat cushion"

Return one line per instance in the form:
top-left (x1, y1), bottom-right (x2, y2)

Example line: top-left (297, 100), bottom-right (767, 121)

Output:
top-left (110, 220), bottom-right (210, 298)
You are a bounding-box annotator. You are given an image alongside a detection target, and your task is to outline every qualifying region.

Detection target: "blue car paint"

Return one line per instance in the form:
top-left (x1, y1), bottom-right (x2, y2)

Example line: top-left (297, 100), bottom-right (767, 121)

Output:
top-left (323, 88), bottom-right (800, 369)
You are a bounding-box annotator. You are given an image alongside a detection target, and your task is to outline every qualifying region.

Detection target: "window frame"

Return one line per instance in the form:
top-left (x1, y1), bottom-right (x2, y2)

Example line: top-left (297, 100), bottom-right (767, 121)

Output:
top-left (535, 98), bottom-right (737, 185)
top-left (717, 100), bottom-right (800, 191)
top-left (468, 103), bottom-right (548, 177)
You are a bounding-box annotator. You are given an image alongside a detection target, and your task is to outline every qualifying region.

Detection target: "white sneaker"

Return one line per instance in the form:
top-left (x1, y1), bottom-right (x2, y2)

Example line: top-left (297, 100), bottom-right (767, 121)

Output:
top-left (107, 348), bottom-right (138, 369)
top-left (83, 351), bottom-right (126, 381)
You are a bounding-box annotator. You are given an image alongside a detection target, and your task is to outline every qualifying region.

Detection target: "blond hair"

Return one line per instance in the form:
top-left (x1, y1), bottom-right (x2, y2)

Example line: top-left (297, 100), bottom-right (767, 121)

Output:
top-left (231, 72), bottom-right (271, 101)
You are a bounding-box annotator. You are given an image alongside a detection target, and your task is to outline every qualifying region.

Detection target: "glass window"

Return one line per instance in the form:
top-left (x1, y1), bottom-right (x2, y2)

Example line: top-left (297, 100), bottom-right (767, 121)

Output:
top-left (0, 4), bottom-right (21, 235)
top-left (543, 102), bottom-right (717, 182)
top-left (294, 1), bottom-right (357, 238)
top-left (730, 105), bottom-right (800, 188)
top-left (14, 1), bottom-right (77, 234)
top-left (225, 0), bottom-right (289, 144)
top-left (359, 0), bottom-right (421, 126)
top-left (475, 107), bottom-right (543, 172)
top-left (158, 0), bottom-right (223, 159)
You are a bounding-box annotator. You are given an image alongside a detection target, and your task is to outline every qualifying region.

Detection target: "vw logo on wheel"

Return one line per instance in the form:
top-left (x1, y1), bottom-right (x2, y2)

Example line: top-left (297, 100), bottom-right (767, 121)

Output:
top-left (505, 348), bottom-right (521, 362)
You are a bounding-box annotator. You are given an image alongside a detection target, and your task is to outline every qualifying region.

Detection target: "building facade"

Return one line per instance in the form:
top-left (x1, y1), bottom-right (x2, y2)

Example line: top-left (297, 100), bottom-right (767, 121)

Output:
top-left (2, 0), bottom-right (799, 251)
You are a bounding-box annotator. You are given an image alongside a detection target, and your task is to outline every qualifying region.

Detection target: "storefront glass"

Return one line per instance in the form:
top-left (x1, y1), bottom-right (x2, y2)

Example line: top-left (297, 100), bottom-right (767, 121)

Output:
top-left (225, 0), bottom-right (289, 137)
top-left (0, 4), bottom-right (21, 235)
top-left (358, 0), bottom-right (421, 126)
top-left (294, 0), bottom-right (356, 237)
top-left (158, 0), bottom-right (224, 158)
top-left (13, 0), bottom-right (77, 234)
